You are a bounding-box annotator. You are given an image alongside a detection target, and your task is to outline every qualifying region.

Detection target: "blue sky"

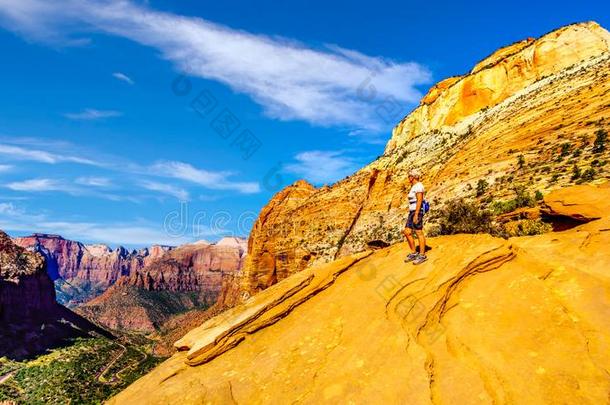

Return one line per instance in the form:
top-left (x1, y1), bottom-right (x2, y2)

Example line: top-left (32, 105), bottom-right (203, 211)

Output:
top-left (0, 0), bottom-right (607, 247)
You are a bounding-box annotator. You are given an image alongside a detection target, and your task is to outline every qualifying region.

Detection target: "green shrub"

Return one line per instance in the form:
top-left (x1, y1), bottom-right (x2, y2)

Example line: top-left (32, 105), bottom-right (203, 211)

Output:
top-left (514, 186), bottom-right (536, 209)
top-left (436, 198), bottom-right (494, 235)
top-left (560, 143), bottom-right (571, 157)
top-left (535, 190), bottom-right (544, 201)
top-left (490, 200), bottom-right (517, 215)
top-left (517, 155), bottom-right (525, 168)
top-left (550, 174), bottom-right (560, 183)
top-left (501, 219), bottom-right (553, 237)
top-left (582, 167), bottom-right (596, 181)
top-left (571, 164), bottom-right (581, 181)
top-left (476, 179), bottom-right (489, 197)
top-left (593, 129), bottom-right (607, 153)
top-left (490, 186), bottom-right (536, 215)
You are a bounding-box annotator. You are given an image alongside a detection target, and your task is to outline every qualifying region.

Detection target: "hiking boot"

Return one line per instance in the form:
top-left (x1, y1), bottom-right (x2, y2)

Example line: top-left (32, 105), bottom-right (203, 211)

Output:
top-left (412, 254), bottom-right (428, 265)
top-left (404, 252), bottom-right (419, 262)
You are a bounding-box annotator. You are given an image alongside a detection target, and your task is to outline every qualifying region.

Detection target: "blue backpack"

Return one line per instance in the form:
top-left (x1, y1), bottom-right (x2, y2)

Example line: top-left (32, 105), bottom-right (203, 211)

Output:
top-left (423, 199), bottom-right (431, 214)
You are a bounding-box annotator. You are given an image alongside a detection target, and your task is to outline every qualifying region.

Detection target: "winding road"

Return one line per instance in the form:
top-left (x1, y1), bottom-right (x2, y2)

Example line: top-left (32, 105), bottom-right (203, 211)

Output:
top-left (96, 341), bottom-right (149, 385)
top-left (96, 343), bottom-right (127, 384)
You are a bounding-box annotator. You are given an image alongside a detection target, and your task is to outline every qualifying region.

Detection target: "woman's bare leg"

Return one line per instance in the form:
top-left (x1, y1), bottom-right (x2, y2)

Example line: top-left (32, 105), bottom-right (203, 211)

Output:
top-left (403, 228), bottom-right (416, 252)
top-left (415, 229), bottom-right (426, 255)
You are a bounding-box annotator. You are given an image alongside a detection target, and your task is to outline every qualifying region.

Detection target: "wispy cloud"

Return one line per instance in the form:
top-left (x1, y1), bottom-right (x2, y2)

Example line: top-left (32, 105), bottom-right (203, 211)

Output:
top-left (0, 0), bottom-right (431, 132)
top-left (0, 164), bottom-right (13, 173)
top-left (0, 202), bottom-right (191, 246)
top-left (32, 221), bottom-right (188, 246)
top-left (4, 177), bottom-right (137, 202)
top-left (64, 108), bottom-right (123, 121)
top-left (112, 71), bottom-right (134, 85)
top-left (1, 136), bottom-right (261, 198)
top-left (284, 150), bottom-right (360, 184)
top-left (1, 199), bottom-right (237, 246)
top-left (0, 202), bottom-right (22, 216)
top-left (5, 178), bottom-right (64, 192)
top-left (152, 161), bottom-right (260, 194)
top-left (141, 180), bottom-right (190, 201)
top-left (75, 176), bottom-right (112, 187)
top-left (0, 142), bottom-right (97, 165)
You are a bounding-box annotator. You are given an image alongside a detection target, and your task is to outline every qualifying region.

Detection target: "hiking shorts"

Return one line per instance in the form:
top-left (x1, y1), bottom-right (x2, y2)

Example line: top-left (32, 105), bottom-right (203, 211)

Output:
top-left (406, 210), bottom-right (424, 230)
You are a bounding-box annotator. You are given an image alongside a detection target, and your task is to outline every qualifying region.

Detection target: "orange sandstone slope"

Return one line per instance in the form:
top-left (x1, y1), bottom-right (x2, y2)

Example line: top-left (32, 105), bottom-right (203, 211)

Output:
top-left (111, 22), bottom-right (610, 403)
top-left (223, 21), bottom-right (610, 301)
top-left (110, 183), bottom-right (610, 404)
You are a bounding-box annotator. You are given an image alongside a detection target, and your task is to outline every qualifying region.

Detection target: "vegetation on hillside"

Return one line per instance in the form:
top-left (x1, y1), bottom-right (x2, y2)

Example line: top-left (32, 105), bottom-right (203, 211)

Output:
top-left (429, 123), bottom-right (610, 239)
top-left (78, 285), bottom-right (215, 335)
top-left (429, 185), bottom-right (552, 238)
top-left (0, 336), bottom-right (164, 405)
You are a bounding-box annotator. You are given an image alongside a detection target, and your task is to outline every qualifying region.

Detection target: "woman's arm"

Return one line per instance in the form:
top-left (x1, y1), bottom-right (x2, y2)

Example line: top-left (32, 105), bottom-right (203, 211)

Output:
top-left (415, 192), bottom-right (423, 217)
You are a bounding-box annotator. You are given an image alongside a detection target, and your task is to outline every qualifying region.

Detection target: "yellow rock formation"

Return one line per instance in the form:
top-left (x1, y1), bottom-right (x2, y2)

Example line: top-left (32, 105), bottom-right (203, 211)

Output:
top-left (226, 21), bottom-right (610, 302)
top-left (387, 21), bottom-right (610, 151)
top-left (110, 183), bottom-right (610, 404)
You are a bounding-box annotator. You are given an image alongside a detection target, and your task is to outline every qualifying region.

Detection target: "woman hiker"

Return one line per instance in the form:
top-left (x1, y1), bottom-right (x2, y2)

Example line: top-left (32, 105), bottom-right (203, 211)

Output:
top-left (403, 169), bottom-right (427, 265)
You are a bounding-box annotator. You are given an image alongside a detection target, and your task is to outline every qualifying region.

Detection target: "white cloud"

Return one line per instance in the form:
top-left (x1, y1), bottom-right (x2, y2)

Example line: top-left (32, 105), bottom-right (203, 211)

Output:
top-left (0, 0), bottom-right (431, 132)
top-left (0, 164), bottom-right (12, 173)
top-left (75, 176), bottom-right (112, 187)
top-left (141, 180), bottom-right (190, 201)
top-left (152, 161), bottom-right (260, 194)
top-left (0, 202), bottom-right (22, 215)
top-left (0, 143), bottom-right (97, 165)
top-left (5, 178), bottom-right (64, 192)
top-left (0, 137), bottom-right (261, 198)
top-left (1, 217), bottom-right (189, 247)
top-left (284, 150), bottom-right (360, 184)
top-left (0, 202), bottom-right (224, 246)
top-left (38, 221), bottom-right (189, 246)
top-left (112, 71), bottom-right (134, 85)
top-left (4, 177), bottom-right (136, 202)
top-left (64, 108), bottom-right (123, 120)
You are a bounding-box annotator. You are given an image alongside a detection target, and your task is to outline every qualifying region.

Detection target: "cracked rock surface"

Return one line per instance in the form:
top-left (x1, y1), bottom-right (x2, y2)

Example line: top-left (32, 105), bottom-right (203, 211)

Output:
top-left (111, 184), bottom-right (610, 404)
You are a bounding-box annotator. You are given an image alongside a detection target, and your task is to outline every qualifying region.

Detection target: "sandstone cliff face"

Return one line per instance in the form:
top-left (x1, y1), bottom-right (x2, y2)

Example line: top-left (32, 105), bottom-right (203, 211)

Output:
top-left (110, 183), bottom-right (610, 404)
top-left (13, 233), bottom-right (173, 305)
top-left (0, 231), bottom-right (55, 323)
top-left (77, 238), bottom-right (247, 333)
top-left (387, 21), bottom-right (610, 151)
top-left (0, 231), bottom-right (103, 359)
top-left (225, 21), bottom-right (610, 303)
top-left (119, 238), bottom-right (247, 294)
